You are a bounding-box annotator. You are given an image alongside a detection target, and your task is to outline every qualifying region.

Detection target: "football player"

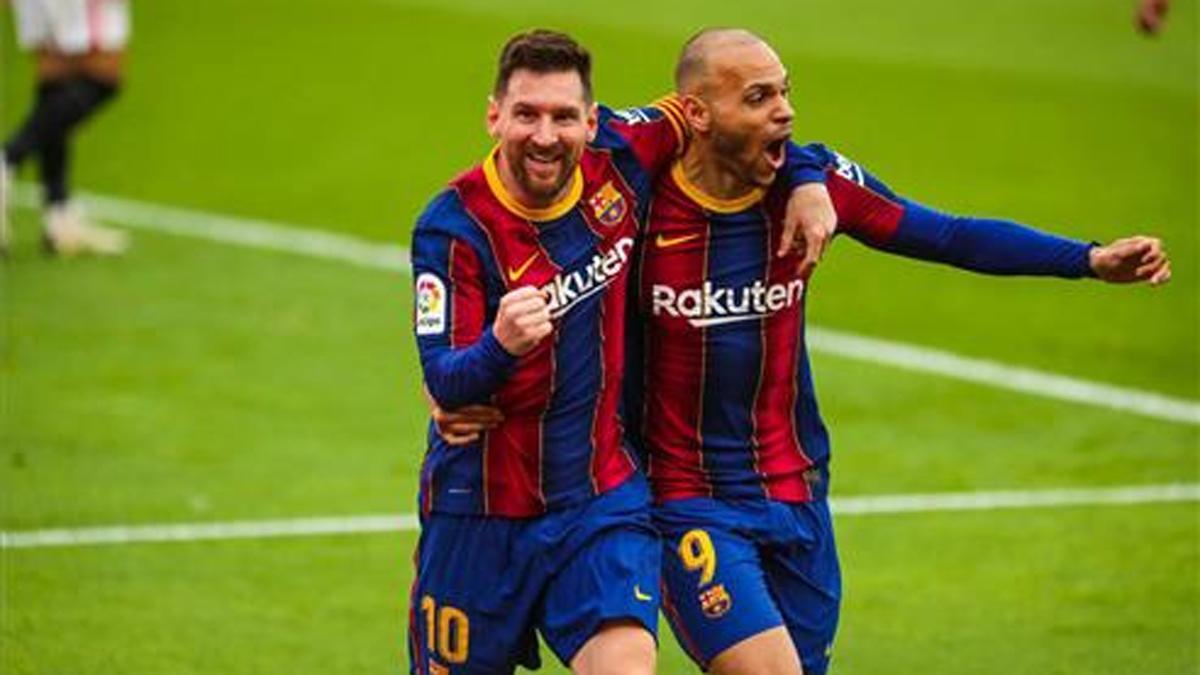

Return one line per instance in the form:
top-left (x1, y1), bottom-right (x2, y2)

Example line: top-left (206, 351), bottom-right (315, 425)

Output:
top-left (638, 28), bottom-right (1169, 675)
top-left (433, 27), bottom-right (1170, 675)
top-left (408, 29), bottom-right (832, 675)
top-left (3, 0), bottom-right (130, 256)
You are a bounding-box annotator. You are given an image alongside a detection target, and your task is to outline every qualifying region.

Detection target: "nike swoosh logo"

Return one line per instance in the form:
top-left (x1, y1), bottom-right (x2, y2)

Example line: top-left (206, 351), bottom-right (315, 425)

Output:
top-left (634, 585), bottom-right (653, 602)
top-left (655, 232), bottom-right (701, 249)
top-left (507, 253), bottom-right (539, 282)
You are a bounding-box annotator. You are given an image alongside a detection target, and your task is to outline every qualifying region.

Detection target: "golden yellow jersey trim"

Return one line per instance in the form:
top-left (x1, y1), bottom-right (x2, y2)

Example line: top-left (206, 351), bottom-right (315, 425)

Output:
top-left (482, 148), bottom-right (583, 222)
top-left (671, 161), bottom-right (765, 214)
top-left (651, 95), bottom-right (688, 151)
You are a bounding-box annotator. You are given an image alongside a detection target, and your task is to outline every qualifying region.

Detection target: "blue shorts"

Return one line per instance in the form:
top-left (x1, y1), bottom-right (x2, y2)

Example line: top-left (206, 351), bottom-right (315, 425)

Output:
top-left (655, 495), bottom-right (841, 675)
top-left (408, 475), bottom-right (660, 674)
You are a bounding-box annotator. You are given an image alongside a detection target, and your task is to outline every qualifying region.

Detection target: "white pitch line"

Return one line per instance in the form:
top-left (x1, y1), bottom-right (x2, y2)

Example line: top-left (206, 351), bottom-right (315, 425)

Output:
top-left (10, 183), bottom-right (410, 273)
top-left (0, 514), bottom-right (418, 550)
top-left (10, 183), bottom-right (1200, 425)
top-left (806, 328), bottom-right (1200, 425)
top-left (831, 482), bottom-right (1200, 515)
top-left (2, 483), bottom-right (1195, 550)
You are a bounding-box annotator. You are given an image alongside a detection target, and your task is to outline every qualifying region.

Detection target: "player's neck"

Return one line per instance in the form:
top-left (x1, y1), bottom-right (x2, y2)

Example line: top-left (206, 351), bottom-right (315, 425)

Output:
top-left (680, 143), bottom-right (758, 203)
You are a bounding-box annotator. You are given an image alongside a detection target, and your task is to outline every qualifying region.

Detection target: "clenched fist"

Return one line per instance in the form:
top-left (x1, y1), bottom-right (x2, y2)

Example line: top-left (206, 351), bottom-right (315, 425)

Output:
top-left (494, 286), bottom-right (554, 355)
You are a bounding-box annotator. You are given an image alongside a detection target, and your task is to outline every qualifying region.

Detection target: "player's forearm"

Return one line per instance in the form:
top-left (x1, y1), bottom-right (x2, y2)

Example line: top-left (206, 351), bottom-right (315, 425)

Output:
top-left (783, 141), bottom-right (828, 186)
top-left (421, 327), bottom-right (518, 408)
top-left (886, 199), bottom-right (1094, 278)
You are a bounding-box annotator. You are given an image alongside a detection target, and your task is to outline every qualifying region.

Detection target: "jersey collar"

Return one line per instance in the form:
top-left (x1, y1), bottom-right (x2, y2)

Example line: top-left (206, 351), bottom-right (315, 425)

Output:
top-left (482, 148), bottom-right (584, 222)
top-left (670, 161), bottom-right (765, 214)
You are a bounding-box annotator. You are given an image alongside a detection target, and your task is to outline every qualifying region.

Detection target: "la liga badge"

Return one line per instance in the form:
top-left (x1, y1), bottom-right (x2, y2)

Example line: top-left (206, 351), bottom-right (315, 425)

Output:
top-left (416, 273), bottom-right (447, 335)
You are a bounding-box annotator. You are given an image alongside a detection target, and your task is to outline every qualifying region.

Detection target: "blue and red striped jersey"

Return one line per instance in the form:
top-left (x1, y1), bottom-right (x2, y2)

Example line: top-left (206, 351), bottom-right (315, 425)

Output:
top-left (634, 144), bottom-right (1095, 503)
top-left (411, 99), bottom-right (688, 517)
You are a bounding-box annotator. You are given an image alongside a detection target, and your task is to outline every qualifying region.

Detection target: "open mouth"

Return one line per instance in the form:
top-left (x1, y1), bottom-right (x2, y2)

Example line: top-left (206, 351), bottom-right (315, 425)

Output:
top-left (524, 152), bottom-right (562, 178)
top-left (764, 137), bottom-right (787, 171)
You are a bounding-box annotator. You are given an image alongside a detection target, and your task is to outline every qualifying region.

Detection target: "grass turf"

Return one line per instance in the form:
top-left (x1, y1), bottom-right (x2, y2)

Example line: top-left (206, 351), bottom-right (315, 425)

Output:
top-left (2, 0), bottom-right (1197, 672)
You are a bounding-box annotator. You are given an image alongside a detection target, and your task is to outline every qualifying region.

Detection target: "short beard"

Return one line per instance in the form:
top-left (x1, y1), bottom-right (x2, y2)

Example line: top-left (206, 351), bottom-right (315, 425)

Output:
top-left (511, 150), bottom-right (573, 201)
top-left (710, 126), bottom-right (766, 188)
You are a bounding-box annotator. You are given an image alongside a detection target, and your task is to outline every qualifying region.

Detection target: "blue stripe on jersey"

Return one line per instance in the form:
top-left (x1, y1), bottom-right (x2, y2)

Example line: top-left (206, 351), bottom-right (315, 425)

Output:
top-left (537, 212), bottom-right (604, 504)
top-left (610, 149), bottom-right (655, 223)
top-left (699, 209), bottom-right (771, 500)
top-left (425, 425), bottom-right (486, 513)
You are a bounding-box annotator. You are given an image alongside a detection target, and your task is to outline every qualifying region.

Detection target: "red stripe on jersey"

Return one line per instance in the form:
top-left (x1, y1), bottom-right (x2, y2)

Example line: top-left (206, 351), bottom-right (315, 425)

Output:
top-left (751, 204), bottom-right (813, 501)
top-left (827, 169), bottom-right (904, 245)
top-left (448, 239), bottom-right (485, 348)
top-left (589, 282), bottom-right (635, 494)
top-left (485, 339), bottom-right (554, 517)
top-left (608, 96), bottom-right (686, 179)
top-left (642, 181), bottom-right (712, 501)
top-left (456, 168), bottom-right (559, 516)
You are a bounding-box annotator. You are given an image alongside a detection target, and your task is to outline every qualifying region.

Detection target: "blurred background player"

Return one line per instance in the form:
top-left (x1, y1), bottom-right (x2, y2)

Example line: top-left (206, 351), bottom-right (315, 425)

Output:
top-left (640, 29), bottom-right (1170, 675)
top-left (1136, 0), bottom-right (1171, 34)
top-left (2, 0), bottom-right (130, 256)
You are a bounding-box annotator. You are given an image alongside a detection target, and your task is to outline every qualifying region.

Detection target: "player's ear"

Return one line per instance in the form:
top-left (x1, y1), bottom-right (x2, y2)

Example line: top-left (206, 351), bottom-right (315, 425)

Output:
top-left (486, 95), bottom-right (501, 138)
top-left (585, 101), bottom-right (599, 142)
top-left (680, 94), bottom-right (709, 134)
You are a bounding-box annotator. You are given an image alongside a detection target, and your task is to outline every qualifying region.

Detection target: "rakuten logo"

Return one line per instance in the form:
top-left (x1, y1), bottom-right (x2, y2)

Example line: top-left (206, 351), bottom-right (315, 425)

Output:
top-left (542, 237), bottom-right (635, 319)
top-left (651, 279), bottom-right (804, 327)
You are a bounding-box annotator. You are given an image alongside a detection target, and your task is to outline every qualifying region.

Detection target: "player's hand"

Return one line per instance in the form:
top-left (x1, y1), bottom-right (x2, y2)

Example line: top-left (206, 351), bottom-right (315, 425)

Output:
top-left (1136, 0), bottom-right (1169, 35)
top-left (433, 403), bottom-right (504, 445)
top-left (778, 182), bottom-right (837, 278)
top-left (1089, 236), bottom-right (1171, 286)
top-left (422, 384), bottom-right (504, 445)
top-left (493, 286), bottom-right (553, 355)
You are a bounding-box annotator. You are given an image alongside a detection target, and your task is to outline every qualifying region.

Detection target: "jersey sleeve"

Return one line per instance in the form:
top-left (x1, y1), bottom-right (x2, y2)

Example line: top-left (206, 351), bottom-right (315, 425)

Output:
top-left (595, 96), bottom-right (689, 177)
top-left (819, 146), bottom-right (1095, 278)
top-left (781, 140), bottom-right (830, 187)
top-left (411, 216), bottom-right (518, 409)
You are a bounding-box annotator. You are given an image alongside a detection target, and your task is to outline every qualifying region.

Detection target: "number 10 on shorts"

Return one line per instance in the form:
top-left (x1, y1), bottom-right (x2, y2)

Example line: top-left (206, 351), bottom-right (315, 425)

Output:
top-left (420, 595), bottom-right (470, 664)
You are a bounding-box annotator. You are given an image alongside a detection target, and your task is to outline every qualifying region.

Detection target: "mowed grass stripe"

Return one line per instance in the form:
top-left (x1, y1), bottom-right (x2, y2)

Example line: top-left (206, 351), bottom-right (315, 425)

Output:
top-left (11, 183), bottom-right (1199, 426)
top-left (3, 483), bottom-right (1195, 550)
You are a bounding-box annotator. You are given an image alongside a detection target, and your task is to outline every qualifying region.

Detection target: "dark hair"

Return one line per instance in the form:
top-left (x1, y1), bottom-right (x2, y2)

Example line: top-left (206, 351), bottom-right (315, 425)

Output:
top-left (494, 29), bottom-right (593, 102)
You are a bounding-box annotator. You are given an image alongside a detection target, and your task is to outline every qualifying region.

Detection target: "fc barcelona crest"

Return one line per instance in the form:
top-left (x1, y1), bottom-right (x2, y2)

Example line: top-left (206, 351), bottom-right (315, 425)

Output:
top-left (588, 181), bottom-right (627, 226)
top-left (698, 583), bottom-right (732, 619)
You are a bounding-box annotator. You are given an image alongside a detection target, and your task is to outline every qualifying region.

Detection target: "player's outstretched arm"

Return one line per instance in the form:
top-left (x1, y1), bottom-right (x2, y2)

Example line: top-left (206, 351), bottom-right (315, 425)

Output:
top-left (820, 149), bottom-right (1129, 281)
top-left (1089, 235), bottom-right (1171, 285)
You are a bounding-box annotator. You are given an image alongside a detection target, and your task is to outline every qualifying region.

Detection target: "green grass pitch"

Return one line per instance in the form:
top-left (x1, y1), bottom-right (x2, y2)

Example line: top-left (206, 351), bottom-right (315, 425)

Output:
top-left (1, 0), bottom-right (1197, 673)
